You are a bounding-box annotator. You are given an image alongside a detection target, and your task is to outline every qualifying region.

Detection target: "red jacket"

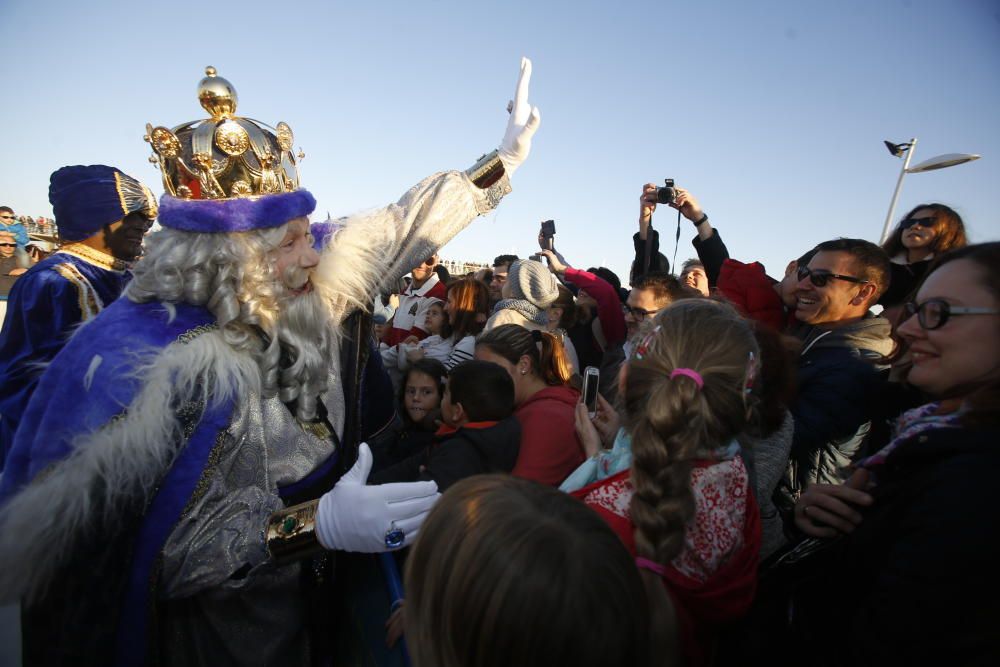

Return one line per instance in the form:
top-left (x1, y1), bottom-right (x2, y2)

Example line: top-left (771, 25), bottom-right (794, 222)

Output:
top-left (571, 459), bottom-right (761, 667)
top-left (512, 385), bottom-right (585, 486)
top-left (716, 259), bottom-right (787, 331)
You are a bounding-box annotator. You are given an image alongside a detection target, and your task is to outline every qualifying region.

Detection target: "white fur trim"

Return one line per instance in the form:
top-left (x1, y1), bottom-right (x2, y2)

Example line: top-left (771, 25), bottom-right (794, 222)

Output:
top-left (0, 330), bottom-right (260, 604)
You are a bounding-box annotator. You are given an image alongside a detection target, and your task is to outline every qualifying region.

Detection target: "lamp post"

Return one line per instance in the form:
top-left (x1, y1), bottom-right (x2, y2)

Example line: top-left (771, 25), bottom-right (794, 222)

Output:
top-left (880, 138), bottom-right (981, 244)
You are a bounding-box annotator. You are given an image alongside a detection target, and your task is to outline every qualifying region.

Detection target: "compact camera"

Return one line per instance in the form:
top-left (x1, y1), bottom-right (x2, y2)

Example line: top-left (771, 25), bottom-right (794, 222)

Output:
top-left (656, 179), bottom-right (677, 205)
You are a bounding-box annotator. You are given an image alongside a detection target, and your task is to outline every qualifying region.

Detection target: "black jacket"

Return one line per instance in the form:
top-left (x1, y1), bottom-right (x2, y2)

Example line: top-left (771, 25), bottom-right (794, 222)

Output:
top-left (369, 417), bottom-right (521, 491)
top-left (797, 424), bottom-right (1000, 665)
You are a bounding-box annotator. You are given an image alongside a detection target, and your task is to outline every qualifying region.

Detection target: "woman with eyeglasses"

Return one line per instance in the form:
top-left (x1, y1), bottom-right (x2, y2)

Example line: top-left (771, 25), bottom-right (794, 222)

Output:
top-left (788, 242), bottom-right (1000, 664)
top-left (878, 203), bottom-right (967, 308)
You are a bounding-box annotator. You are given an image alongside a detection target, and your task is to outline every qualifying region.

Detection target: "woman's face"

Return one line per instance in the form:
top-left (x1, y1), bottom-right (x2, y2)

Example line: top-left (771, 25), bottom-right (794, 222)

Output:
top-left (546, 305), bottom-right (564, 330)
top-left (403, 371), bottom-right (441, 423)
top-left (900, 207), bottom-right (938, 252)
top-left (898, 259), bottom-right (1000, 398)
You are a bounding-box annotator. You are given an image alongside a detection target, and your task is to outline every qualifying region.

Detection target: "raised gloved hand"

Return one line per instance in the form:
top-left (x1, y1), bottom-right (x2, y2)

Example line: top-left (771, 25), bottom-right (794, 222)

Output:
top-left (498, 57), bottom-right (541, 176)
top-left (316, 443), bottom-right (439, 552)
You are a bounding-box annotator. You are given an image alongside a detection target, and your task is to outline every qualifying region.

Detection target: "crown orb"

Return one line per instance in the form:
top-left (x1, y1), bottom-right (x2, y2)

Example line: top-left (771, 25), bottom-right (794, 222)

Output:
top-left (197, 68), bottom-right (238, 119)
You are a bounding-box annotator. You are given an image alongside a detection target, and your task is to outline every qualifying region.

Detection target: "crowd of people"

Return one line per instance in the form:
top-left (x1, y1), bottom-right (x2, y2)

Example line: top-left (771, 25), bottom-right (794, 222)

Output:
top-left (0, 59), bottom-right (997, 667)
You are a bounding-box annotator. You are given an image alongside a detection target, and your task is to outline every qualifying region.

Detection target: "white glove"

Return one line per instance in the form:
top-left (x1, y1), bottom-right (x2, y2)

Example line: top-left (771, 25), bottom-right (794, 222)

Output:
top-left (498, 57), bottom-right (541, 176)
top-left (316, 443), bottom-right (439, 552)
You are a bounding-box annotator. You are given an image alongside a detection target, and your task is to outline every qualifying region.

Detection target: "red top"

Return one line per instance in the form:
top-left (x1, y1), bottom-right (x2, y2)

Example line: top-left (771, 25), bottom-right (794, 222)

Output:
top-left (570, 457), bottom-right (761, 667)
top-left (511, 385), bottom-right (584, 486)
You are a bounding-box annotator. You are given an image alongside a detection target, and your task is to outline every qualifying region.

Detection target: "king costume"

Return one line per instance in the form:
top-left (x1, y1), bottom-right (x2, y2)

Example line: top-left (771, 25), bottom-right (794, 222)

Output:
top-left (0, 61), bottom-right (539, 666)
top-left (0, 165), bottom-right (157, 468)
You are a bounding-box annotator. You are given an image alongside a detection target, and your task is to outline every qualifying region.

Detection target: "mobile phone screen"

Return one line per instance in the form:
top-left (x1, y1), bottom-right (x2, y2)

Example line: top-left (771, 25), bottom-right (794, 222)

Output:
top-left (583, 367), bottom-right (600, 416)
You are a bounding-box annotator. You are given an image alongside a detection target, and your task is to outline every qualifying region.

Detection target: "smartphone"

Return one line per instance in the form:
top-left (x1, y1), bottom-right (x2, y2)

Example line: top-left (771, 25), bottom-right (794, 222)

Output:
top-left (540, 219), bottom-right (556, 250)
top-left (582, 366), bottom-right (600, 418)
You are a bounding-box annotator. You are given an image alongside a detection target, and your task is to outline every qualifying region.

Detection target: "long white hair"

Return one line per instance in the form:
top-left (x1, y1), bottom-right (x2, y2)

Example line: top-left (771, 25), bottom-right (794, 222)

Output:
top-left (126, 222), bottom-right (333, 420)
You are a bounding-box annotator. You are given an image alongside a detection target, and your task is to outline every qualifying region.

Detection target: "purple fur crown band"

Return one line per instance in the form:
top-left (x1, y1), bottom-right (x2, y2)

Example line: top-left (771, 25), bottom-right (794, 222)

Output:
top-left (157, 189), bottom-right (317, 233)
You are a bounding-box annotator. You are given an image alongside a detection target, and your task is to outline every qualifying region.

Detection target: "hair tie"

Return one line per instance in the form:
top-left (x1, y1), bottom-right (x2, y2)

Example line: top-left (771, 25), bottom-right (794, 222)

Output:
top-left (530, 329), bottom-right (543, 346)
top-left (670, 368), bottom-right (704, 388)
top-left (635, 557), bottom-right (667, 577)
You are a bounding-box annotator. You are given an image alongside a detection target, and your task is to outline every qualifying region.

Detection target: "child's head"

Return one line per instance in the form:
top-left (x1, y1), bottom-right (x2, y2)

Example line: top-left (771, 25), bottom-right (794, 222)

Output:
top-left (440, 360), bottom-right (514, 427)
top-left (623, 299), bottom-right (758, 567)
top-left (405, 475), bottom-right (652, 667)
top-left (400, 359), bottom-right (447, 427)
top-left (423, 299), bottom-right (447, 336)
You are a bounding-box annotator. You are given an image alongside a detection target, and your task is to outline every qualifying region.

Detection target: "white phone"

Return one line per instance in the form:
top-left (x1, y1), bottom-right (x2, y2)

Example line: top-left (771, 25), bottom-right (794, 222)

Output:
top-left (582, 366), bottom-right (600, 418)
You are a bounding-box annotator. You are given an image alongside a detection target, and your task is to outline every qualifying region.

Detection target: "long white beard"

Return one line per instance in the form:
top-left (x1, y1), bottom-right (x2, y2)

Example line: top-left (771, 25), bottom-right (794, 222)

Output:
top-left (269, 266), bottom-right (334, 421)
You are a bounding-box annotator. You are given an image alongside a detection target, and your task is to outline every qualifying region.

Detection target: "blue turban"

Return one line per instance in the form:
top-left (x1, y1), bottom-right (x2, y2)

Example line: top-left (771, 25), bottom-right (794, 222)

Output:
top-left (48, 165), bottom-right (157, 241)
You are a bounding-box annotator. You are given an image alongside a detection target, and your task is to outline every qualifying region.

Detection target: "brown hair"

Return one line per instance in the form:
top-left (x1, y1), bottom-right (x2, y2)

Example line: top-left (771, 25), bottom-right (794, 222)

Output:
top-left (446, 278), bottom-right (490, 341)
top-left (882, 203), bottom-right (968, 259)
top-left (631, 271), bottom-right (690, 309)
top-left (624, 300), bottom-right (757, 566)
top-left (404, 475), bottom-right (655, 667)
top-left (476, 324), bottom-right (573, 386)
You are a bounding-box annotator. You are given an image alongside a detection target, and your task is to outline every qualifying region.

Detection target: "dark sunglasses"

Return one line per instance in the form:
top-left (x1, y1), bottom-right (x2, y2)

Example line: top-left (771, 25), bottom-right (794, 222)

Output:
top-left (899, 217), bottom-right (935, 230)
top-left (0, 242), bottom-right (16, 247)
top-left (0, 215), bottom-right (15, 220)
top-left (797, 266), bottom-right (869, 288)
top-left (422, 257), bottom-right (437, 266)
top-left (904, 298), bottom-right (1000, 330)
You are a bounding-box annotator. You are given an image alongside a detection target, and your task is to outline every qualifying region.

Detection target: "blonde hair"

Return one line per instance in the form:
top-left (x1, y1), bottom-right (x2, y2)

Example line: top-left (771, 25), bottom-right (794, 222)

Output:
top-left (624, 300), bottom-right (757, 565)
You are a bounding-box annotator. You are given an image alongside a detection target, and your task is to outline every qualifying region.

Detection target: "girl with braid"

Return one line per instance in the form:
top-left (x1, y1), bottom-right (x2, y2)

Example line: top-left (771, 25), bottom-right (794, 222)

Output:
top-left (569, 299), bottom-right (762, 666)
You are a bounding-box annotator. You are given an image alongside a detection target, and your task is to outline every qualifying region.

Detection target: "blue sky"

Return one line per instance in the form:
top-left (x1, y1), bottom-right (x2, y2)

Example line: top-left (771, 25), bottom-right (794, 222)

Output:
top-left (2, 0), bottom-right (998, 281)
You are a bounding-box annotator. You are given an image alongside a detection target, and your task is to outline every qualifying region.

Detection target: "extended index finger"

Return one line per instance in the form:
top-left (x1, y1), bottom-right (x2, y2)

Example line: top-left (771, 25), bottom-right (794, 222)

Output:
top-left (513, 57), bottom-right (533, 110)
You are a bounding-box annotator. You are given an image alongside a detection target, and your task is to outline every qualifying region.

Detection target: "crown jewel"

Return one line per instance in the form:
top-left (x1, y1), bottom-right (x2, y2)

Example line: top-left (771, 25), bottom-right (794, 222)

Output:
top-left (144, 66), bottom-right (304, 200)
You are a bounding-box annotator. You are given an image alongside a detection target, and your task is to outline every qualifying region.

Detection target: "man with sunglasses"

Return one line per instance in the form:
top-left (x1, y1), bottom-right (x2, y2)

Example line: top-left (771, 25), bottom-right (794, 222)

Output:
top-left (0, 231), bottom-right (26, 325)
top-left (384, 252), bottom-right (449, 347)
top-left (775, 238), bottom-right (894, 520)
top-left (0, 207), bottom-right (29, 251)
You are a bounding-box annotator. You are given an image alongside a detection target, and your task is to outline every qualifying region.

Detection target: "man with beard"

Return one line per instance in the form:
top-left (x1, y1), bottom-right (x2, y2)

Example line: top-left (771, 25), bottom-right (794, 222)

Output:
top-left (0, 164), bottom-right (156, 469)
top-left (0, 60), bottom-right (539, 666)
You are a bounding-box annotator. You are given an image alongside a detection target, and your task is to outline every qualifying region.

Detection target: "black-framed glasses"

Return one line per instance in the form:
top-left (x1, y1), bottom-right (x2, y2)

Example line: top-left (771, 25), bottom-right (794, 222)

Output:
top-left (904, 298), bottom-right (1000, 330)
top-left (623, 304), bottom-right (659, 320)
top-left (797, 266), bottom-right (869, 288)
top-left (899, 217), bottom-right (936, 231)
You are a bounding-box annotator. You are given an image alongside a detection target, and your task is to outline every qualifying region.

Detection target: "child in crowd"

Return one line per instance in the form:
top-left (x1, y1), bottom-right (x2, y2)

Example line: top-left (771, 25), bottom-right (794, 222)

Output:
top-left (380, 299), bottom-right (454, 389)
top-left (369, 359), bottom-right (447, 474)
top-left (568, 299), bottom-right (761, 667)
top-left (404, 475), bottom-right (662, 667)
top-left (369, 360), bottom-right (520, 491)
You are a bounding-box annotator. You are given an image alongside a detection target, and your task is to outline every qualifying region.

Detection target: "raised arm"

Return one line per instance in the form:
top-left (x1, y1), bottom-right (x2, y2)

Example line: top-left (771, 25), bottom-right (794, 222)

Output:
top-left (313, 58), bottom-right (540, 326)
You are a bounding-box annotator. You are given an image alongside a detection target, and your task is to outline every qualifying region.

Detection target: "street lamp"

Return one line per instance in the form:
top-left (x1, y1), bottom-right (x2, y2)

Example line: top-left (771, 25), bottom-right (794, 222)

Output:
top-left (880, 138), bottom-right (981, 244)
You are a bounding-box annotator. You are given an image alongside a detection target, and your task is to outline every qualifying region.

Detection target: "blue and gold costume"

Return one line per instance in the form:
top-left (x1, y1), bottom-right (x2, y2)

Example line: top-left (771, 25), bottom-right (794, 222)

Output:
top-left (0, 165), bottom-right (155, 468)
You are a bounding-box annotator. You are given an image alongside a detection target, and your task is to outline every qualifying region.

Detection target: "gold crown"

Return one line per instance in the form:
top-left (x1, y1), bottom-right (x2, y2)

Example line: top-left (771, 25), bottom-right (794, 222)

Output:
top-left (144, 66), bottom-right (304, 200)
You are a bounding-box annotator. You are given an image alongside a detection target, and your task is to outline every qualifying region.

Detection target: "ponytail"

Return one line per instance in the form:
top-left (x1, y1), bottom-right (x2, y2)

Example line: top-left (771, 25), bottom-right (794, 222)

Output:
top-left (478, 325), bottom-right (572, 386)
top-left (623, 301), bottom-right (757, 567)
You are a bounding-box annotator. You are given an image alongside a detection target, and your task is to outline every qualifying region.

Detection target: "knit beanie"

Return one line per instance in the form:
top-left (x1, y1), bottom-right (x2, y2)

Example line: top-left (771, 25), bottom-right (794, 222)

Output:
top-left (508, 259), bottom-right (560, 308)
